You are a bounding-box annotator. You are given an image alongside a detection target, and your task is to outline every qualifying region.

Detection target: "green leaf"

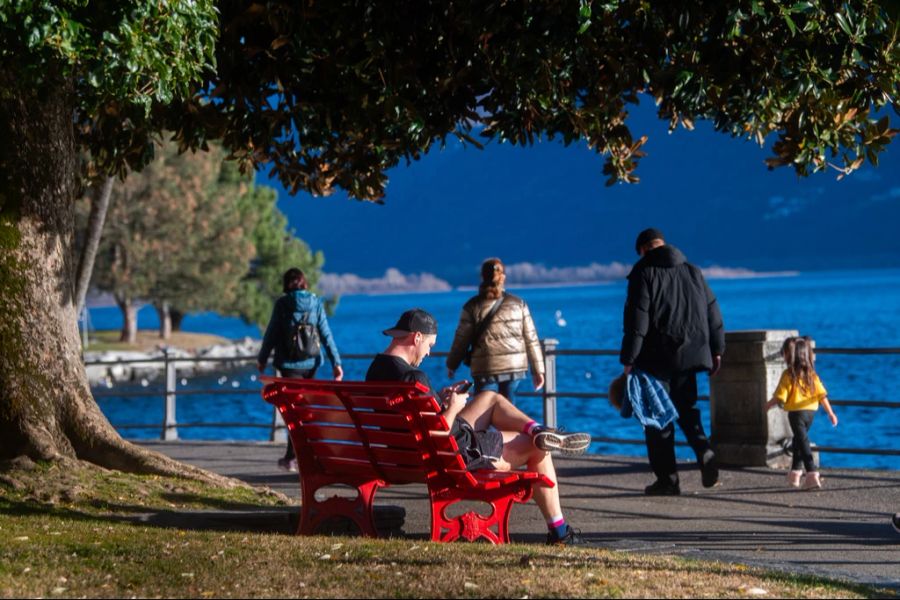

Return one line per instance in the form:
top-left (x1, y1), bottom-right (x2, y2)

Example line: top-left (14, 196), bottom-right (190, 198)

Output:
top-left (784, 14), bottom-right (798, 36)
top-left (834, 12), bottom-right (852, 36)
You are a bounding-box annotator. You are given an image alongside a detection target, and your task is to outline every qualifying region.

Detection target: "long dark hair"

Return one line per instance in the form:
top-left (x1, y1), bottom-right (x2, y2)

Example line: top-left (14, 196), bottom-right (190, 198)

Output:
top-left (282, 268), bottom-right (309, 293)
top-left (478, 258), bottom-right (505, 300)
top-left (781, 336), bottom-right (797, 368)
top-left (787, 336), bottom-right (817, 392)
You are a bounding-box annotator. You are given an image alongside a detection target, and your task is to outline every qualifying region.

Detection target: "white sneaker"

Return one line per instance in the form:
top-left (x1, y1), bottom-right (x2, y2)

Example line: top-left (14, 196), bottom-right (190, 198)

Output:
top-left (533, 428), bottom-right (591, 456)
top-left (787, 470), bottom-right (803, 488)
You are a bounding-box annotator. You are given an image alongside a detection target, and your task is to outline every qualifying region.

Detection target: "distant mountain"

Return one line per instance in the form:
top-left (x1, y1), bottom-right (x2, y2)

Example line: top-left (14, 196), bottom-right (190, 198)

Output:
top-left (263, 102), bottom-right (900, 283)
top-left (319, 268), bottom-right (451, 295)
top-left (318, 262), bottom-right (798, 296)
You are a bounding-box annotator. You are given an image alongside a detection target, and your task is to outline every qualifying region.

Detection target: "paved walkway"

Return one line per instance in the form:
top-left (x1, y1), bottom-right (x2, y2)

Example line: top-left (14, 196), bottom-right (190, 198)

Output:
top-left (141, 441), bottom-right (900, 590)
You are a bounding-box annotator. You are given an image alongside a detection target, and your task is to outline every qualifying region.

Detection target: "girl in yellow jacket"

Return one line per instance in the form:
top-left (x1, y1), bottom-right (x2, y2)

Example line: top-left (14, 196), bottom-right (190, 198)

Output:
top-left (766, 336), bottom-right (838, 490)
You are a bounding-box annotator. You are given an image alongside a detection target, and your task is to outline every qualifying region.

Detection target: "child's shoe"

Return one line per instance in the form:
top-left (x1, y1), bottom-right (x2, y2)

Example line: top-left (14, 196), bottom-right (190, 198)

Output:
top-left (277, 457), bottom-right (298, 472)
top-left (787, 470), bottom-right (803, 488)
top-left (801, 471), bottom-right (822, 490)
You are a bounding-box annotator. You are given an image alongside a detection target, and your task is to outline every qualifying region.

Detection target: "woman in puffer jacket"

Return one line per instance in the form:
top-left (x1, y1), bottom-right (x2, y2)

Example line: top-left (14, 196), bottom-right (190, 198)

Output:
top-left (446, 258), bottom-right (545, 404)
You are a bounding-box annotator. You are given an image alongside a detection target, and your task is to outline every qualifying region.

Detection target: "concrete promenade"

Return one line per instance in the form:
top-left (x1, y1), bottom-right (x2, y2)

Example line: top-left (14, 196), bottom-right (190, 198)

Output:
top-left (141, 441), bottom-right (900, 591)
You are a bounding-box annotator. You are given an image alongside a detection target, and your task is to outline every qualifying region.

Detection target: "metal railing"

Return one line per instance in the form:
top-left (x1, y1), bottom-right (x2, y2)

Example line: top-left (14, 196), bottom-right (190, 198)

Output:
top-left (85, 343), bottom-right (900, 457)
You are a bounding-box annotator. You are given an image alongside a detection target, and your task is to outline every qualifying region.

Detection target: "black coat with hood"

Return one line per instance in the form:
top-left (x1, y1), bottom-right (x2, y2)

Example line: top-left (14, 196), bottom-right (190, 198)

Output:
top-left (620, 245), bottom-right (725, 380)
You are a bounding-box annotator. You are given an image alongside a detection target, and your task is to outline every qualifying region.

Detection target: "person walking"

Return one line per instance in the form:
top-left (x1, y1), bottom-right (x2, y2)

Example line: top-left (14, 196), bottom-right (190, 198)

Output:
top-left (446, 258), bottom-right (544, 404)
top-left (368, 308), bottom-right (591, 545)
top-left (766, 336), bottom-right (838, 489)
top-left (620, 228), bottom-right (725, 495)
top-left (258, 267), bottom-right (343, 471)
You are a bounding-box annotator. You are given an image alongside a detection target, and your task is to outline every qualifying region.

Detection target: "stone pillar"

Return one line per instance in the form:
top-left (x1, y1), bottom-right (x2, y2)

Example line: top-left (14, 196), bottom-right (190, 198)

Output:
top-left (710, 330), bottom-right (796, 468)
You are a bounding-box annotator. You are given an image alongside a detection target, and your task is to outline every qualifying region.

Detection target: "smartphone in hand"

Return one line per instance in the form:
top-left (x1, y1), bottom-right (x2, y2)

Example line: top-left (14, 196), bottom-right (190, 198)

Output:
top-left (455, 380), bottom-right (473, 393)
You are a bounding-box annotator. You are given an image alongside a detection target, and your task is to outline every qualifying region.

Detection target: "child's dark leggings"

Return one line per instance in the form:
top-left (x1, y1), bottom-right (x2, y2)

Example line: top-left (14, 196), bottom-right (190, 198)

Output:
top-left (789, 410), bottom-right (817, 472)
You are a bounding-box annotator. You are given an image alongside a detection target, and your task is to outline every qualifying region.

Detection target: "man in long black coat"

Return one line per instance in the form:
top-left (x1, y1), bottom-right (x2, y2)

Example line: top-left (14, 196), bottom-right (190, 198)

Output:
top-left (620, 228), bottom-right (726, 495)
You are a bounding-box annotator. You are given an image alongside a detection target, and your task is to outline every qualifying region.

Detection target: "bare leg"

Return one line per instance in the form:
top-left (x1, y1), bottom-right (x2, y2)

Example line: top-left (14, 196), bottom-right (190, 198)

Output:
top-left (492, 431), bottom-right (561, 521)
top-left (458, 390), bottom-right (534, 433)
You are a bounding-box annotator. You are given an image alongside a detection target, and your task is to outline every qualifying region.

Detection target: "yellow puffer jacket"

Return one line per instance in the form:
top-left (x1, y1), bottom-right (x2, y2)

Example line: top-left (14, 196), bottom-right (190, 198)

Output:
top-left (446, 293), bottom-right (545, 378)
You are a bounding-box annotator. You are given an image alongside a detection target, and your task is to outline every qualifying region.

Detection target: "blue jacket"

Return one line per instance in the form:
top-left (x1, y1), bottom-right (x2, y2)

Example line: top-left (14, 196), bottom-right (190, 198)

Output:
top-left (258, 290), bottom-right (341, 372)
top-left (620, 368), bottom-right (678, 430)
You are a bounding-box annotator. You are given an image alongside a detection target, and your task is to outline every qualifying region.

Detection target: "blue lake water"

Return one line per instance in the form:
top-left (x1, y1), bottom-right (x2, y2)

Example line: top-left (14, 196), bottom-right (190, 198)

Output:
top-left (88, 268), bottom-right (900, 470)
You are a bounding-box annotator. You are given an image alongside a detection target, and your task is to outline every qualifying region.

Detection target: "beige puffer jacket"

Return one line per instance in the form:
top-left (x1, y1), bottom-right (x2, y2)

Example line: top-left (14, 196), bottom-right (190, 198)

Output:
top-left (446, 293), bottom-right (544, 378)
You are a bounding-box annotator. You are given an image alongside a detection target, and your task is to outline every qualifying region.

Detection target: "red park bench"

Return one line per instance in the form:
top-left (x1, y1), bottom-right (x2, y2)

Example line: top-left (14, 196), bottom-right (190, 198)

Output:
top-left (262, 376), bottom-right (554, 544)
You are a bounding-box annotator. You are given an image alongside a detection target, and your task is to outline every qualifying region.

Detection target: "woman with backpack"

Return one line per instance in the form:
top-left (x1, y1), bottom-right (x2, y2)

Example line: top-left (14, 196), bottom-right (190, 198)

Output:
top-left (445, 257), bottom-right (545, 405)
top-left (258, 267), bottom-right (343, 471)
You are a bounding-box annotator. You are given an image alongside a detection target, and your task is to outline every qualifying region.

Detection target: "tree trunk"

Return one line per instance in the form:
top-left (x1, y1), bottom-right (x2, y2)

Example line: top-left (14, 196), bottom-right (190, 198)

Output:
top-left (155, 301), bottom-right (172, 340)
top-left (116, 295), bottom-right (138, 344)
top-left (74, 177), bottom-right (114, 315)
top-left (171, 308), bottom-right (185, 332)
top-left (0, 68), bottom-right (235, 486)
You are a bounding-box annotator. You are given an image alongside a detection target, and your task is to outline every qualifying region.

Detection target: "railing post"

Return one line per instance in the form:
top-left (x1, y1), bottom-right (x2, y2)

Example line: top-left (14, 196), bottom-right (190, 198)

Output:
top-left (162, 349), bottom-right (178, 440)
top-left (541, 338), bottom-right (558, 429)
top-left (271, 407), bottom-right (287, 443)
top-left (270, 369), bottom-right (287, 443)
top-left (710, 330), bottom-right (797, 468)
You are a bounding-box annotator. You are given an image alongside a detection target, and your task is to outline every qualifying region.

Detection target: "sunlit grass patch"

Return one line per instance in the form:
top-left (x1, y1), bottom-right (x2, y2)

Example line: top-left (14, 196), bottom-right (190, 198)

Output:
top-left (0, 461), bottom-right (891, 598)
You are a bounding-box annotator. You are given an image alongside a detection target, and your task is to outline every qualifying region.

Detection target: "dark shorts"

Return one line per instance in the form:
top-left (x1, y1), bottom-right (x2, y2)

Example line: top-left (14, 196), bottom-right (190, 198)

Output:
top-left (452, 417), bottom-right (503, 471)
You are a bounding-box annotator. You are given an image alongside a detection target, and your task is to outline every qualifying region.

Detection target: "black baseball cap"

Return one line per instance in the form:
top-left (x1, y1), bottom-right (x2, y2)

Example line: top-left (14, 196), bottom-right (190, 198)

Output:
top-left (635, 227), bottom-right (665, 254)
top-left (382, 308), bottom-right (438, 337)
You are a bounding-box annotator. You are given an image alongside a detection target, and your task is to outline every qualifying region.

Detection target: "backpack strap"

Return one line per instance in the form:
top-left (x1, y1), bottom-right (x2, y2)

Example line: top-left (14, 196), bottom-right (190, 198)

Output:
top-left (467, 294), bottom-right (506, 355)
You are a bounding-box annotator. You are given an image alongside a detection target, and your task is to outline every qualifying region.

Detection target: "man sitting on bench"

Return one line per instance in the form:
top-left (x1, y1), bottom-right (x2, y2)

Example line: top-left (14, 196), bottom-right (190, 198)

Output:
top-left (366, 308), bottom-right (591, 546)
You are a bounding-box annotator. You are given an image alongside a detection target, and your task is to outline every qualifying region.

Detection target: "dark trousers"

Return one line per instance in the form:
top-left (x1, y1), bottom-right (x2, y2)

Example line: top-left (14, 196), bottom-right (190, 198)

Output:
top-left (644, 371), bottom-right (712, 485)
top-left (789, 410), bottom-right (817, 472)
top-left (278, 367), bottom-right (316, 460)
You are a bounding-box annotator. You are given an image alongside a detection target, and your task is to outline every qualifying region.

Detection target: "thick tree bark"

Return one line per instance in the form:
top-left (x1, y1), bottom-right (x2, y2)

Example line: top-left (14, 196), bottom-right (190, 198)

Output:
top-left (116, 295), bottom-right (138, 344)
top-left (74, 177), bottom-right (114, 315)
top-left (170, 308), bottom-right (185, 332)
top-left (155, 301), bottom-right (172, 340)
top-left (0, 70), bottom-right (236, 487)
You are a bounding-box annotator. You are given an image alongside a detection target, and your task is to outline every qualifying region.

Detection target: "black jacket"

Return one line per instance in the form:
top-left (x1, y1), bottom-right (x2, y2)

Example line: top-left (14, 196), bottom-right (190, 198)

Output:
top-left (620, 245), bottom-right (725, 379)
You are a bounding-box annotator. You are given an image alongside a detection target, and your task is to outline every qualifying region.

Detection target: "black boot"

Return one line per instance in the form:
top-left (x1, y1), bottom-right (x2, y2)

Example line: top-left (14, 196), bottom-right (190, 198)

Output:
top-left (644, 478), bottom-right (681, 496)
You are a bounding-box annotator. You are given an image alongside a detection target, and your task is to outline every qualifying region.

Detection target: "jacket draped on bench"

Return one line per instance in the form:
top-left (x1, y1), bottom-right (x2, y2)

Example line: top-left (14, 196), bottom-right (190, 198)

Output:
top-left (262, 377), bottom-right (553, 544)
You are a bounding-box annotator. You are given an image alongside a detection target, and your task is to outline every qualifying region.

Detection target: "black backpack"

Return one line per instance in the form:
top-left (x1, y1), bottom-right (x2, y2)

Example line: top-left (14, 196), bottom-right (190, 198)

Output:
top-left (280, 299), bottom-right (321, 362)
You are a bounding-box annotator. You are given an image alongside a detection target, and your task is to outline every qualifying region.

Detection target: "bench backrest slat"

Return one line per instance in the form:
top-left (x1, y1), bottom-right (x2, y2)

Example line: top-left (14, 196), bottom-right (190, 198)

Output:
top-left (309, 441), bottom-right (426, 467)
top-left (316, 457), bottom-right (427, 484)
top-left (297, 423), bottom-right (424, 450)
top-left (291, 406), bottom-right (414, 430)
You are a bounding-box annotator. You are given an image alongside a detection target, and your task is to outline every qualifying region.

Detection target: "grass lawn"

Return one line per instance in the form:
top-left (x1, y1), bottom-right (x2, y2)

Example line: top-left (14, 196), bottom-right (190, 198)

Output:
top-left (0, 460), bottom-right (891, 599)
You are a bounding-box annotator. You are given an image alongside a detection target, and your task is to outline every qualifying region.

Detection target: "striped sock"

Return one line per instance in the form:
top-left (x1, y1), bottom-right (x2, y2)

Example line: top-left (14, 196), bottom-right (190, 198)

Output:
top-left (523, 420), bottom-right (540, 435)
top-left (548, 514), bottom-right (567, 538)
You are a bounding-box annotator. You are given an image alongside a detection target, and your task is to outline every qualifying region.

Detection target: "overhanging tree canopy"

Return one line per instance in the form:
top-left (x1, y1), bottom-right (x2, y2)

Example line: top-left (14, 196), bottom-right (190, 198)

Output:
top-left (181, 0), bottom-right (900, 198)
top-left (1, 0), bottom-right (898, 474)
